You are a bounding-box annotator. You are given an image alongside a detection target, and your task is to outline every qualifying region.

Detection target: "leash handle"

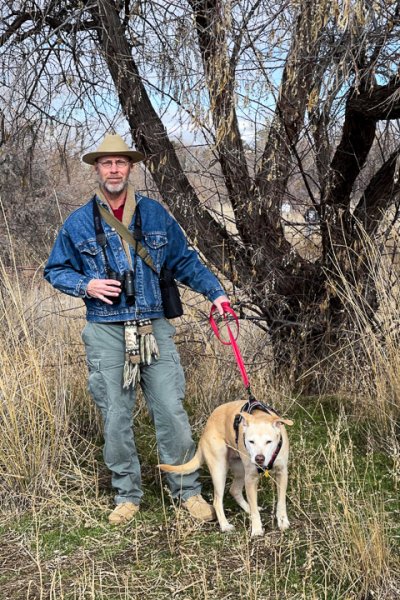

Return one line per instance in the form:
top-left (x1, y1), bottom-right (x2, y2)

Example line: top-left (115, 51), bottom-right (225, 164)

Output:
top-left (209, 302), bottom-right (250, 389)
top-left (209, 302), bottom-right (239, 343)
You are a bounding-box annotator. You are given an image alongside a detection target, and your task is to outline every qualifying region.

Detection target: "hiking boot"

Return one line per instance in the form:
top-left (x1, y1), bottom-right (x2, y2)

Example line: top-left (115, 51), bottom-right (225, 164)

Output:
top-left (108, 502), bottom-right (139, 525)
top-left (182, 495), bottom-right (216, 522)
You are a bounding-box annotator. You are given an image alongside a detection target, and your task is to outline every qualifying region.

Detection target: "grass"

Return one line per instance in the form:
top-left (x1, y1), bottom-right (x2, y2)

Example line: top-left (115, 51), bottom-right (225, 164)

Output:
top-left (0, 256), bottom-right (399, 598)
top-left (1, 393), bottom-right (399, 599)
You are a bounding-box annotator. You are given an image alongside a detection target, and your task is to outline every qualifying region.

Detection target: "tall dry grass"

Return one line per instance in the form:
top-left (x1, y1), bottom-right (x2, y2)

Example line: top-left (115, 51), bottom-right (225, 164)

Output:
top-left (0, 256), bottom-right (102, 509)
top-left (318, 226), bottom-right (400, 429)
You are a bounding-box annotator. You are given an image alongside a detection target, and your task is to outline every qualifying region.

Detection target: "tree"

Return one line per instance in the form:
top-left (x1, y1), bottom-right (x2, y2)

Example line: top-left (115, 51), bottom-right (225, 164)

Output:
top-left (1, 0), bottom-right (400, 387)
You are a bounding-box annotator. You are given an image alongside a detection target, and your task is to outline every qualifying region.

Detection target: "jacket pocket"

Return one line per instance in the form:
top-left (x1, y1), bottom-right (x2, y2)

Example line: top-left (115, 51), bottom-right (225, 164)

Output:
top-left (77, 240), bottom-right (106, 277)
top-left (143, 233), bottom-right (168, 271)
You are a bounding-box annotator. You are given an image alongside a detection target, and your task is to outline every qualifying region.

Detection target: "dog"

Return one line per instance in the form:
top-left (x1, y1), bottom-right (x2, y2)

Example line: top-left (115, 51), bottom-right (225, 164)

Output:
top-left (158, 400), bottom-right (293, 537)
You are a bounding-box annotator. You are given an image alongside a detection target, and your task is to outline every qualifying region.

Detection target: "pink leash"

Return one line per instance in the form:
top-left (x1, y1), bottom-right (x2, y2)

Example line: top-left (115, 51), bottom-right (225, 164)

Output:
top-left (209, 302), bottom-right (252, 394)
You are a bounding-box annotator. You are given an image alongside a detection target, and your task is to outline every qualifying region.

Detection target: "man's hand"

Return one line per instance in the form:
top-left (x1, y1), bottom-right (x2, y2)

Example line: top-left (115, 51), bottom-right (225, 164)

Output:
top-left (86, 279), bottom-right (122, 305)
top-left (213, 295), bottom-right (230, 315)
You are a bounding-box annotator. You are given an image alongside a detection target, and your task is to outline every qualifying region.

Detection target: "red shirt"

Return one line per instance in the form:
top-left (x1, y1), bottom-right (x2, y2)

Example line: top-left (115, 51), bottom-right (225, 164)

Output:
top-left (111, 202), bottom-right (125, 222)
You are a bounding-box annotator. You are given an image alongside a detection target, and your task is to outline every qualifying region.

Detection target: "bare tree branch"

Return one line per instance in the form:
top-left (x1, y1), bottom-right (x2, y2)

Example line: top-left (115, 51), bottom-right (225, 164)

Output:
top-left (347, 77), bottom-right (400, 120)
top-left (323, 90), bottom-right (377, 211)
top-left (354, 147), bottom-right (400, 234)
top-left (0, 13), bottom-right (32, 46)
top-left (188, 0), bottom-right (253, 244)
top-left (254, 0), bottom-right (324, 233)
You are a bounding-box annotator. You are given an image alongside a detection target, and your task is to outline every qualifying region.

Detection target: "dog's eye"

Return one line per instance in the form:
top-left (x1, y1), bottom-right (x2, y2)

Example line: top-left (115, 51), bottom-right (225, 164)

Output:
top-left (248, 440), bottom-right (255, 444)
top-left (265, 440), bottom-right (272, 445)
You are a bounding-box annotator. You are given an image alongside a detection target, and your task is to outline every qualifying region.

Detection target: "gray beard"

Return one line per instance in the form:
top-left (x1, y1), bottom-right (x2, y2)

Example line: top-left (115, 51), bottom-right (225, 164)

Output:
top-left (102, 180), bottom-right (128, 195)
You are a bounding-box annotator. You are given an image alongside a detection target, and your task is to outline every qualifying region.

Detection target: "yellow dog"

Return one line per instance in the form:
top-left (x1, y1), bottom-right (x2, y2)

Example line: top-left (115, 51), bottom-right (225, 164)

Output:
top-left (159, 400), bottom-right (293, 537)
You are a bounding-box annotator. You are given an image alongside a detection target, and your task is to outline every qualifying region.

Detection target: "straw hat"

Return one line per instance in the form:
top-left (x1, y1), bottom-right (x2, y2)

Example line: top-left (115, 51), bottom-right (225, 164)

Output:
top-left (82, 134), bottom-right (145, 165)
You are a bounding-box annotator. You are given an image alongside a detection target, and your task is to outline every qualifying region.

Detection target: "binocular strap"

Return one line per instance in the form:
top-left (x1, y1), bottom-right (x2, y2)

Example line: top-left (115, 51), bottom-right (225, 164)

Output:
top-left (123, 319), bottom-right (160, 388)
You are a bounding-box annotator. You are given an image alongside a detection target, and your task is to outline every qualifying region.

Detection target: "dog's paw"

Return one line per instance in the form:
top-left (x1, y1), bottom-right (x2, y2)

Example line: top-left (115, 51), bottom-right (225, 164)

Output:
top-left (277, 515), bottom-right (290, 531)
top-left (251, 527), bottom-right (264, 538)
top-left (220, 523), bottom-right (235, 533)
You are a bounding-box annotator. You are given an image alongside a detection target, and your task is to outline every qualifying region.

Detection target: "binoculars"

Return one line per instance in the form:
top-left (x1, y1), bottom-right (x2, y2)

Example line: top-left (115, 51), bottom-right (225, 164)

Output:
top-left (107, 270), bottom-right (135, 306)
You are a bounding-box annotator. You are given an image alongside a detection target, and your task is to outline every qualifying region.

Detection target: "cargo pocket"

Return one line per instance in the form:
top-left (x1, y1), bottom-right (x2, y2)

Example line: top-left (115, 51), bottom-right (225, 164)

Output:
top-left (86, 358), bottom-right (108, 413)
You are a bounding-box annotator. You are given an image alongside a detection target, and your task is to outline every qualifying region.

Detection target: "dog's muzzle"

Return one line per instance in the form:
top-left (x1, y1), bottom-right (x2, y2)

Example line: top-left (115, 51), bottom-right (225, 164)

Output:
top-left (255, 454), bottom-right (265, 466)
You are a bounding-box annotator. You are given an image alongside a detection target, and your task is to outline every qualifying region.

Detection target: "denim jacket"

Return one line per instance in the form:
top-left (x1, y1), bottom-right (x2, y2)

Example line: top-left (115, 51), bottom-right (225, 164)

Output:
top-left (44, 193), bottom-right (225, 322)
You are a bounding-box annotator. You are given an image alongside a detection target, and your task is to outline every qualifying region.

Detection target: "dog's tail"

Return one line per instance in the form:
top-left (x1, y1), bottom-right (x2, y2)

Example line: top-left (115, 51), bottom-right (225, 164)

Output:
top-left (158, 447), bottom-right (203, 474)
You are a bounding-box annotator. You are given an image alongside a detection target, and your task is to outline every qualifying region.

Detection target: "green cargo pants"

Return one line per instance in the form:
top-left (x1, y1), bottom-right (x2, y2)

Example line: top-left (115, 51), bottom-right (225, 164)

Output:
top-left (82, 318), bottom-right (201, 506)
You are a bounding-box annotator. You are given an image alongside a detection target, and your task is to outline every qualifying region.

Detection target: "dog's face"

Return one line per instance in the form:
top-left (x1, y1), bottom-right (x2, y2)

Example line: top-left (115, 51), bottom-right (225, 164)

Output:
top-left (240, 412), bottom-right (293, 469)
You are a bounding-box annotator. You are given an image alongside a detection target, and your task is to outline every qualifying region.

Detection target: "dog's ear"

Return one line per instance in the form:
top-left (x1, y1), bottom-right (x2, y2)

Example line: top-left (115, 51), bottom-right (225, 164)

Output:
top-left (273, 417), bottom-right (294, 428)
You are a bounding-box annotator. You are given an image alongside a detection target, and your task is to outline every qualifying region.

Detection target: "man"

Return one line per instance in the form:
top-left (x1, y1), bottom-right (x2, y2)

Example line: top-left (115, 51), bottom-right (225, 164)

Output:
top-left (44, 134), bottom-right (229, 525)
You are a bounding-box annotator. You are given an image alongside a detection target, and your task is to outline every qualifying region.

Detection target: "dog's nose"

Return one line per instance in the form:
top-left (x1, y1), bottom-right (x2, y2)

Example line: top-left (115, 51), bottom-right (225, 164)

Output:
top-left (255, 454), bottom-right (265, 465)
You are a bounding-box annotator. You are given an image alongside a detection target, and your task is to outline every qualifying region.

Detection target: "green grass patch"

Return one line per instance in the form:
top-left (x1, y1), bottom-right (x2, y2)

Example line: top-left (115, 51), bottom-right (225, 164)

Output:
top-left (1, 395), bottom-right (399, 599)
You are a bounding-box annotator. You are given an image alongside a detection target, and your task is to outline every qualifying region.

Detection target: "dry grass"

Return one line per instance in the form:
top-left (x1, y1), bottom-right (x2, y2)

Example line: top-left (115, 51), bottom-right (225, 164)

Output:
top-left (0, 250), bottom-right (399, 599)
top-left (318, 226), bottom-right (400, 429)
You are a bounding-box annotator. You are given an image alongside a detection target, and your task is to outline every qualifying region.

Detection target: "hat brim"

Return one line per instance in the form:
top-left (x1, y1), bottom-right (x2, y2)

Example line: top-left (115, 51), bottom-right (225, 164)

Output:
top-left (82, 150), bottom-right (145, 165)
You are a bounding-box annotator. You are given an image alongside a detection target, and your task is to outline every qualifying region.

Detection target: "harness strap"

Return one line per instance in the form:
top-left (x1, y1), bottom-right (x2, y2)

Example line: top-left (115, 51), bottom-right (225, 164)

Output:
top-left (242, 398), bottom-right (280, 417)
top-left (266, 435), bottom-right (283, 471)
top-left (233, 414), bottom-right (242, 446)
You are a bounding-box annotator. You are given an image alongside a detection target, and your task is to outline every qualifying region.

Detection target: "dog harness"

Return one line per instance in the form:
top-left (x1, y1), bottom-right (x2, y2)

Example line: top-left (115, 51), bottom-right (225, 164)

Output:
top-left (233, 398), bottom-right (283, 473)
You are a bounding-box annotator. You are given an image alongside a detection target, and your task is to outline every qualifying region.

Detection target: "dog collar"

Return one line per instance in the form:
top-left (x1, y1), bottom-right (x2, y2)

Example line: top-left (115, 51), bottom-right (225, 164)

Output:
top-left (266, 434), bottom-right (283, 471)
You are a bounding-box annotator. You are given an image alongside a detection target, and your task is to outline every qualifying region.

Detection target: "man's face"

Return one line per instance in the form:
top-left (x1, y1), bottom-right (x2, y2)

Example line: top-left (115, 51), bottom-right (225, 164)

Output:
top-left (95, 155), bottom-right (132, 194)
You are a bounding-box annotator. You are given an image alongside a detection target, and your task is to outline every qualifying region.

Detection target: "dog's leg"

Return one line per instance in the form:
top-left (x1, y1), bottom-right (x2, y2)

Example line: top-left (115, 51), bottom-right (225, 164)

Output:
top-left (244, 470), bottom-right (264, 537)
top-left (229, 458), bottom-right (250, 514)
top-left (274, 466), bottom-right (290, 531)
top-left (205, 446), bottom-right (234, 533)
